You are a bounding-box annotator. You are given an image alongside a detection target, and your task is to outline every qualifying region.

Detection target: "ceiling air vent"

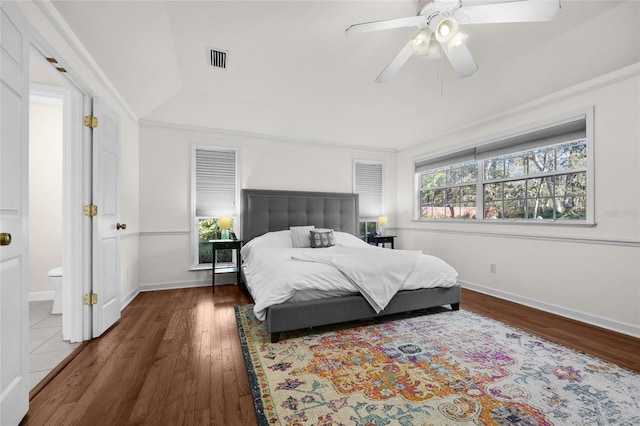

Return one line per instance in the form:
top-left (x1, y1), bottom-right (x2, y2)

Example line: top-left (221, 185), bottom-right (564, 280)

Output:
top-left (209, 48), bottom-right (228, 69)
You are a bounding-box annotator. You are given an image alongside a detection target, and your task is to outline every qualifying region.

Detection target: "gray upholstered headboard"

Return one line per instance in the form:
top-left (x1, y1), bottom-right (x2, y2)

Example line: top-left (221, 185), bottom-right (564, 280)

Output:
top-left (242, 189), bottom-right (359, 242)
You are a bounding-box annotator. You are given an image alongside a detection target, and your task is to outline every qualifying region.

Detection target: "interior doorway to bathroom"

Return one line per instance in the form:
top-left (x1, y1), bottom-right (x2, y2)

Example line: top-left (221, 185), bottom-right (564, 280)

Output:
top-left (28, 83), bottom-right (73, 388)
top-left (27, 49), bottom-right (88, 388)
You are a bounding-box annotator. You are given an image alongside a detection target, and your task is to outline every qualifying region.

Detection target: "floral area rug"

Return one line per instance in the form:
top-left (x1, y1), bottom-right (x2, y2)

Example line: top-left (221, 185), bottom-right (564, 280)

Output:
top-left (235, 305), bottom-right (640, 425)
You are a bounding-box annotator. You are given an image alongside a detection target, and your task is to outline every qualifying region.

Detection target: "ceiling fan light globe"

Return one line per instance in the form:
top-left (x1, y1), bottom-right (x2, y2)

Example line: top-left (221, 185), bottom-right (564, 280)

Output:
top-left (410, 29), bottom-right (432, 55)
top-left (447, 32), bottom-right (468, 51)
top-left (435, 17), bottom-right (459, 43)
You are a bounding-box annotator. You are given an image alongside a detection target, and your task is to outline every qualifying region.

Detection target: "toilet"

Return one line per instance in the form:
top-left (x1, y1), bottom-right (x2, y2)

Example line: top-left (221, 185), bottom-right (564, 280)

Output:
top-left (48, 266), bottom-right (63, 315)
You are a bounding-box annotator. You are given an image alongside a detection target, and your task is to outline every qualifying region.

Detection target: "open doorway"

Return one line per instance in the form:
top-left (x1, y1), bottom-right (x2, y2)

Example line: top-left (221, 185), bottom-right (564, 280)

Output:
top-left (27, 50), bottom-right (85, 389)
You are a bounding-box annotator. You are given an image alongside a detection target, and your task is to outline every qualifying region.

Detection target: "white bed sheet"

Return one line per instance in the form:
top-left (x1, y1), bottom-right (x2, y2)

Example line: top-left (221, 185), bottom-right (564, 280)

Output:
top-left (241, 231), bottom-right (458, 321)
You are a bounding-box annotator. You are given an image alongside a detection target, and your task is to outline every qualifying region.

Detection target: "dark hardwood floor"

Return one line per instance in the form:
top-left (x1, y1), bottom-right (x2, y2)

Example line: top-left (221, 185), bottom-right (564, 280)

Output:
top-left (23, 285), bottom-right (640, 425)
top-left (461, 288), bottom-right (640, 372)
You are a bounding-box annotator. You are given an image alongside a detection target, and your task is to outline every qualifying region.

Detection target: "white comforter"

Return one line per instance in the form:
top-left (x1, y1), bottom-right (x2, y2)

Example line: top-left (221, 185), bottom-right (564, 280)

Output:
top-left (241, 231), bottom-right (458, 321)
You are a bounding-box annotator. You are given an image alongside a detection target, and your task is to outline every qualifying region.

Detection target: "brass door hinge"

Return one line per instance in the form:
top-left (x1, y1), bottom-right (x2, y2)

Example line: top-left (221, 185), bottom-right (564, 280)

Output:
top-left (83, 293), bottom-right (98, 305)
top-left (83, 204), bottom-right (98, 216)
top-left (83, 115), bottom-right (98, 128)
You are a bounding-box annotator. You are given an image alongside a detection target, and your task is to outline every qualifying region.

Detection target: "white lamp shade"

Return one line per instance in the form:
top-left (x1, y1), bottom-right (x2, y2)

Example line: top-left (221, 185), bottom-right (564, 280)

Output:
top-left (411, 29), bottom-right (432, 55)
top-left (435, 17), bottom-right (459, 44)
top-left (378, 216), bottom-right (388, 227)
top-left (447, 32), bottom-right (468, 51)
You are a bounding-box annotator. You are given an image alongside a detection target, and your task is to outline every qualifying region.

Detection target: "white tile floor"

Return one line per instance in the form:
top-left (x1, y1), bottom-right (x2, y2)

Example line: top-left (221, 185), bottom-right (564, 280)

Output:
top-left (29, 300), bottom-right (81, 389)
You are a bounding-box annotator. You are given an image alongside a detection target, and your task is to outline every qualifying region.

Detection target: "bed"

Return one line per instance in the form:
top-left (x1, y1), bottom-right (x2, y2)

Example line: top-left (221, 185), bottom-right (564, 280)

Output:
top-left (240, 189), bottom-right (460, 342)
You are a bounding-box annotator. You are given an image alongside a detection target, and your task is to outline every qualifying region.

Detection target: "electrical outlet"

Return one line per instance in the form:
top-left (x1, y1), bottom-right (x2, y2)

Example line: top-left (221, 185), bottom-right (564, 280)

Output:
top-left (490, 264), bottom-right (496, 273)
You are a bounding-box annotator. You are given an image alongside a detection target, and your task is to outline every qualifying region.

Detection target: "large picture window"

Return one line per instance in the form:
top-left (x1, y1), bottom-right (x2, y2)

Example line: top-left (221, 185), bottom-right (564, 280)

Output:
top-left (416, 112), bottom-right (593, 224)
top-left (192, 146), bottom-right (238, 268)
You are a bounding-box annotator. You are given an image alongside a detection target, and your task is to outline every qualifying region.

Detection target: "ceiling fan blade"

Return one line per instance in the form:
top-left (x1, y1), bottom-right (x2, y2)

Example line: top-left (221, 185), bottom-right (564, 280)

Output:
top-left (440, 41), bottom-right (478, 78)
top-left (346, 16), bottom-right (427, 36)
top-left (375, 41), bottom-right (414, 83)
top-left (455, 0), bottom-right (560, 25)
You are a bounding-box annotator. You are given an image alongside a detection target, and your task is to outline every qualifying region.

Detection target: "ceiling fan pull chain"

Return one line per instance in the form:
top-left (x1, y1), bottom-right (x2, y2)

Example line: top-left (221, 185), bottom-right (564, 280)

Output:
top-left (440, 52), bottom-right (444, 97)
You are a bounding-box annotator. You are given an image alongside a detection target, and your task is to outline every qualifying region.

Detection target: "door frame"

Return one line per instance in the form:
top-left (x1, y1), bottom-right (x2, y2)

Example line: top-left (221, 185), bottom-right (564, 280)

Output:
top-left (30, 41), bottom-right (92, 342)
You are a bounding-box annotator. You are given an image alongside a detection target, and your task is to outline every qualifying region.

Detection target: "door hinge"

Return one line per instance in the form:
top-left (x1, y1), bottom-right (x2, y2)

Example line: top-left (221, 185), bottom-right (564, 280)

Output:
top-left (84, 293), bottom-right (98, 305)
top-left (83, 204), bottom-right (98, 216)
top-left (83, 115), bottom-right (98, 128)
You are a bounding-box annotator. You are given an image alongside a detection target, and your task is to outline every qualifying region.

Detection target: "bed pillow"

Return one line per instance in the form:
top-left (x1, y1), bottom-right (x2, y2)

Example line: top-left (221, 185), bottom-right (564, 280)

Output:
top-left (310, 229), bottom-right (336, 248)
top-left (290, 225), bottom-right (315, 248)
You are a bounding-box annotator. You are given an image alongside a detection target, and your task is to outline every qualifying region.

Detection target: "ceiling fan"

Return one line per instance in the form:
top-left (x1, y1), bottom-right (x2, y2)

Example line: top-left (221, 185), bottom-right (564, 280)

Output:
top-left (346, 0), bottom-right (561, 83)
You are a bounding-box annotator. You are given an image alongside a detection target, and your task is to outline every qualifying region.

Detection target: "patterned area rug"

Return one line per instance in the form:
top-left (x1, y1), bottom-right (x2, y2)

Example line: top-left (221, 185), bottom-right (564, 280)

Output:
top-left (235, 305), bottom-right (640, 425)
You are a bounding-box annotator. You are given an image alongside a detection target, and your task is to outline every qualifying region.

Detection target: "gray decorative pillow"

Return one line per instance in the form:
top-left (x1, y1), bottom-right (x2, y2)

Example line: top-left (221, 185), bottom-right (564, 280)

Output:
top-left (290, 225), bottom-right (315, 248)
top-left (310, 229), bottom-right (336, 248)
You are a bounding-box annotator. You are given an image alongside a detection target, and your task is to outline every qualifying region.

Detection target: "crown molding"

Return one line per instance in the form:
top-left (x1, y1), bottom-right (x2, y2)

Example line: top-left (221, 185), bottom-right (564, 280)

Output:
top-left (139, 119), bottom-right (398, 154)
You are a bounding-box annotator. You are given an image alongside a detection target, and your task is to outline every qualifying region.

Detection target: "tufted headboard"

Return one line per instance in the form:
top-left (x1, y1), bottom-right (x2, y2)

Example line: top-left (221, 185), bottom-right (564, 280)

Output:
top-left (242, 189), bottom-right (359, 242)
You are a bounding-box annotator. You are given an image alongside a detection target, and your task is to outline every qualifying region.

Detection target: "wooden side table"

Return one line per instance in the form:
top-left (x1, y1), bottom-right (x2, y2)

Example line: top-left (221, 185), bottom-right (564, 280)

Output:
top-left (210, 239), bottom-right (243, 292)
top-left (366, 235), bottom-right (396, 249)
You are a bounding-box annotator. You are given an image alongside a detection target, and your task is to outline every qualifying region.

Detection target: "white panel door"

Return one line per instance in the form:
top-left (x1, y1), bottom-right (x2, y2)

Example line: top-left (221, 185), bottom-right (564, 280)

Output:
top-left (0, 2), bottom-right (30, 424)
top-left (91, 99), bottom-right (121, 337)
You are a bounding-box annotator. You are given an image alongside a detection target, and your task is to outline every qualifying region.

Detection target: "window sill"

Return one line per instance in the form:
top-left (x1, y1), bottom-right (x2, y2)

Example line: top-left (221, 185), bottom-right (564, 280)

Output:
top-left (412, 218), bottom-right (596, 227)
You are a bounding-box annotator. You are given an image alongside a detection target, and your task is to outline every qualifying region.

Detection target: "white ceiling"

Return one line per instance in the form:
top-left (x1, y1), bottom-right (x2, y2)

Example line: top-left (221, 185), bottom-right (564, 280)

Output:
top-left (50, 0), bottom-right (639, 151)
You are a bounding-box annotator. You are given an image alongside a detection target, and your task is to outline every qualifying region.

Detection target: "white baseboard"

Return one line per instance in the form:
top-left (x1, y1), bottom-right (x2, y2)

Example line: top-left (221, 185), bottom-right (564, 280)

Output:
top-left (29, 291), bottom-right (55, 302)
top-left (120, 287), bottom-right (141, 311)
top-left (139, 279), bottom-right (211, 293)
top-left (120, 279), bottom-right (213, 311)
top-left (460, 280), bottom-right (640, 339)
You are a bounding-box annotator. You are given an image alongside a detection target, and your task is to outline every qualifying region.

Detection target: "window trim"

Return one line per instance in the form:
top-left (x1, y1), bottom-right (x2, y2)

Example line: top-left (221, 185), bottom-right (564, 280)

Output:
top-left (190, 145), bottom-right (240, 270)
top-left (414, 108), bottom-right (595, 226)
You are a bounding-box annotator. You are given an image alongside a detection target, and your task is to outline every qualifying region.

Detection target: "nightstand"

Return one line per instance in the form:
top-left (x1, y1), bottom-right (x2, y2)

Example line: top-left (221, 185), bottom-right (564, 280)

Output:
top-left (367, 235), bottom-right (396, 249)
top-left (210, 239), bottom-right (243, 292)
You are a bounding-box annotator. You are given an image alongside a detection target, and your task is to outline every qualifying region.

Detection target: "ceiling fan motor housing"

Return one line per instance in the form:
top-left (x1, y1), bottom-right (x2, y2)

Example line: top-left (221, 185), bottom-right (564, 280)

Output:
top-left (419, 0), bottom-right (461, 31)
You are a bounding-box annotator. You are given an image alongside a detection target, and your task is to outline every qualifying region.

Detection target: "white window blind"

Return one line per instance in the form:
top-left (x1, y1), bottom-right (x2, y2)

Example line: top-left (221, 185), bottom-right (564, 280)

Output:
top-left (415, 116), bottom-right (587, 173)
top-left (355, 161), bottom-right (383, 218)
top-left (195, 148), bottom-right (237, 217)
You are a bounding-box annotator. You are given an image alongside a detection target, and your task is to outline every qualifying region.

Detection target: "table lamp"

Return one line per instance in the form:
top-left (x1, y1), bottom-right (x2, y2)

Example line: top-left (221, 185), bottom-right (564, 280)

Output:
top-left (218, 216), bottom-right (232, 239)
top-left (378, 216), bottom-right (387, 236)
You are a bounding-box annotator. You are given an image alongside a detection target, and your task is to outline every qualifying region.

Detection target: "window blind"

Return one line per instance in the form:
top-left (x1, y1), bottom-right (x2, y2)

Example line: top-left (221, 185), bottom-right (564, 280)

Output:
top-left (355, 162), bottom-right (383, 218)
top-left (414, 148), bottom-right (476, 174)
top-left (195, 148), bottom-right (237, 217)
top-left (475, 116), bottom-right (586, 160)
top-left (415, 115), bottom-right (586, 173)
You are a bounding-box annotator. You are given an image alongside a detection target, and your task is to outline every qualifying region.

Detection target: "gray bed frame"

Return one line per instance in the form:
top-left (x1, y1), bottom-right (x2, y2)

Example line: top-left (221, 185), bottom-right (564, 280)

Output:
top-left (241, 189), bottom-right (460, 343)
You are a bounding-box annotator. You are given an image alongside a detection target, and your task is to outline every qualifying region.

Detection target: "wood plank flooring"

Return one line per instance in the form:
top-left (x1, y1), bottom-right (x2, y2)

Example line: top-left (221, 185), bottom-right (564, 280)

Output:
top-left (23, 286), bottom-right (640, 425)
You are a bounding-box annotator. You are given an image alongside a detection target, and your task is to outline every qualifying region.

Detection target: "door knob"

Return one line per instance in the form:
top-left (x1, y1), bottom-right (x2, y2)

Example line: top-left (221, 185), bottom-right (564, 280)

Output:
top-left (116, 223), bottom-right (127, 230)
top-left (0, 233), bottom-right (11, 246)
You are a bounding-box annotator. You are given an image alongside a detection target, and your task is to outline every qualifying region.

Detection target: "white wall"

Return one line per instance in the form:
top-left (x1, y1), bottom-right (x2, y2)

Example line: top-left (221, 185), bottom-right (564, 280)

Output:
top-left (138, 125), bottom-right (397, 289)
top-left (28, 102), bottom-right (63, 294)
top-left (396, 65), bottom-right (640, 337)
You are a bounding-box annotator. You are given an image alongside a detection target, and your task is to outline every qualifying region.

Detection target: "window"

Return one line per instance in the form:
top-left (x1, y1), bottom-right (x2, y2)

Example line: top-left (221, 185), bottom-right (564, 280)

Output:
top-left (482, 140), bottom-right (587, 220)
top-left (416, 112), bottom-right (593, 224)
top-left (192, 146), bottom-right (238, 268)
top-left (420, 160), bottom-right (478, 219)
top-left (354, 160), bottom-right (383, 237)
